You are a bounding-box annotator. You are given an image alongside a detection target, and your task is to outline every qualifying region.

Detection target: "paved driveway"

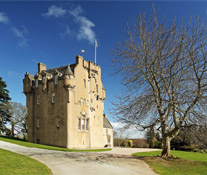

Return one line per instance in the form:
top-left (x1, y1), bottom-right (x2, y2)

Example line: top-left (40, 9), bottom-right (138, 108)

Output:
top-left (97, 147), bottom-right (160, 155)
top-left (0, 141), bottom-right (158, 175)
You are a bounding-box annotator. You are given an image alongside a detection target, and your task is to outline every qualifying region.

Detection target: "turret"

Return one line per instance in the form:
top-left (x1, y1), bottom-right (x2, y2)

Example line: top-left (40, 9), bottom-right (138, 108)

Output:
top-left (63, 65), bottom-right (73, 85)
top-left (23, 72), bottom-right (33, 94)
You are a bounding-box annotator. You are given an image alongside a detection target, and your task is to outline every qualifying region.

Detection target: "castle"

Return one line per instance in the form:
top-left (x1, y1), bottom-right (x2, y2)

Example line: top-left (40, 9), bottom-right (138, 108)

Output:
top-left (23, 55), bottom-right (113, 149)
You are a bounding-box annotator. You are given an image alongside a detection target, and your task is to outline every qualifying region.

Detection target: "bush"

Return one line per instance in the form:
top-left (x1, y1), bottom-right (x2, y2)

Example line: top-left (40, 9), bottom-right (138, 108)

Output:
top-left (179, 145), bottom-right (199, 152)
top-left (114, 139), bottom-right (134, 147)
top-left (132, 139), bottom-right (149, 148)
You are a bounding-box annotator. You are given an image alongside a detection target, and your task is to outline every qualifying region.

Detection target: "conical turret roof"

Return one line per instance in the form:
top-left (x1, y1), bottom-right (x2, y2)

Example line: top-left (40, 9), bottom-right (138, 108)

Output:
top-left (64, 64), bottom-right (73, 76)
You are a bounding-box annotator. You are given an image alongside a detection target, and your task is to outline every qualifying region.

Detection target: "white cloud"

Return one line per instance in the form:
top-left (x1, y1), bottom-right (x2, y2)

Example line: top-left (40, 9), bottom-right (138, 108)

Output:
top-left (111, 122), bottom-right (146, 139)
top-left (44, 5), bottom-right (67, 18)
top-left (69, 5), bottom-right (83, 17)
top-left (0, 12), bottom-right (9, 24)
top-left (60, 25), bottom-right (73, 38)
top-left (11, 26), bottom-right (28, 47)
top-left (0, 12), bottom-right (28, 47)
top-left (69, 6), bottom-right (96, 44)
top-left (7, 71), bottom-right (22, 79)
top-left (12, 27), bottom-right (24, 38)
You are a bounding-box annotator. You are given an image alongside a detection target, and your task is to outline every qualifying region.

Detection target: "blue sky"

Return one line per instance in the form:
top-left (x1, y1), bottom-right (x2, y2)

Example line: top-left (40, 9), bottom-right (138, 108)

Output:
top-left (1, 1), bottom-right (207, 132)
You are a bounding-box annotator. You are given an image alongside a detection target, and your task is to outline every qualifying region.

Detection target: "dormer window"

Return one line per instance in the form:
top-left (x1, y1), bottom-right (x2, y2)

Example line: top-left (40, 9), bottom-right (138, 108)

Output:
top-left (54, 75), bottom-right (58, 85)
top-left (35, 79), bottom-right (38, 88)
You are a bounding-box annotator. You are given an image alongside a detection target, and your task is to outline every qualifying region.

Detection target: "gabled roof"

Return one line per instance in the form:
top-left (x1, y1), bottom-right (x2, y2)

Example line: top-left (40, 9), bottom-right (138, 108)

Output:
top-left (28, 75), bottom-right (35, 81)
top-left (103, 115), bottom-right (113, 129)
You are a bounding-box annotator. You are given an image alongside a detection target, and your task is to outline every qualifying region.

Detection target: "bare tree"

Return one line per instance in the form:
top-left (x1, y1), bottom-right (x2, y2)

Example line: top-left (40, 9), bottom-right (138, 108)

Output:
top-left (112, 8), bottom-right (207, 157)
top-left (9, 102), bottom-right (28, 137)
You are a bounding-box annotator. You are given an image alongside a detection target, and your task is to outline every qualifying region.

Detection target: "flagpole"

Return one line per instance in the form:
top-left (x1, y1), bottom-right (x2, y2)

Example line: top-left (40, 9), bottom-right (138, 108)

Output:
top-left (95, 40), bottom-right (97, 65)
top-left (95, 44), bottom-right (96, 64)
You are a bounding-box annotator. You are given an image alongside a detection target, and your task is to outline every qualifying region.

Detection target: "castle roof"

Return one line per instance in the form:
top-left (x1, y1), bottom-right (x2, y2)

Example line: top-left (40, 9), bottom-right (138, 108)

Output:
top-left (64, 65), bottom-right (73, 76)
top-left (44, 64), bottom-right (76, 76)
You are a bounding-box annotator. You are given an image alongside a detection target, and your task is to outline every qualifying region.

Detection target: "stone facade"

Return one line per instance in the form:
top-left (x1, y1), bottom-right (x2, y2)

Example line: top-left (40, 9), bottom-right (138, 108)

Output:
top-left (23, 55), bottom-right (113, 149)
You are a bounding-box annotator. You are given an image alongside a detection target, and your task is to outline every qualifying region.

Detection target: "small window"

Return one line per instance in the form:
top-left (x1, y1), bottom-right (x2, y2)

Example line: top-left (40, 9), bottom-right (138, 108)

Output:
top-left (37, 119), bottom-right (40, 128)
top-left (81, 118), bottom-right (85, 130)
top-left (35, 79), bottom-right (38, 88)
top-left (83, 99), bottom-right (86, 106)
top-left (80, 98), bottom-right (83, 105)
top-left (37, 94), bottom-right (40, 104)
top-left (91, 99), bottom-right (93, 103)
top-left (42, 76), bottom-right (46, 83)
top-left (57, 118), bottom-right (60, 128)
top-left (106, 129), bottom-right (108, 135)
top-left (52, 92), bottom-right (55, 103)
top-left (78, 118), bottom-right (81, 130)
top-left (96, 84), bottom-right (98, 93)
top-left (84, 79), bottom-right (86, 88)
top-left (86, 119), bottom-right (89, 130)
top-left (54, 75), bottom-right (58, 85)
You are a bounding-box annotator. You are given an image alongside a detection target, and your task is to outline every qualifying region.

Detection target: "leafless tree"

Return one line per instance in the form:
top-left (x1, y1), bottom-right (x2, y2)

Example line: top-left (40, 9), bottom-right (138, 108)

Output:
top-left (112, 8), bottom-right (207, 157)
top-left (9, 102), bottom-right (28, 137)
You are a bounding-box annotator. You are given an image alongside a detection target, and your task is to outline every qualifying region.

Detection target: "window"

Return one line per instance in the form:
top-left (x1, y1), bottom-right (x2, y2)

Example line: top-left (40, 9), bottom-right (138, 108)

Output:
top-left (86, 119), bottom-right (89, 130)
top-left (37, 94), bottom-right (40, 104)
top-left (80, 98), bottom-right (83, 105)
top-left (35, 79), bottom-right (38, 88)
top-left (42, 76), bottom-right (46, 83)
top-left (81, 118), bottom-right (85, 130)
top-left (52, 92), bottom-right (55, 103)
top-left (83, 99), bottom-right (86, 106)
top-left (96, 84), bottom-right (98, 93)
top-left (84, 79), bottom-right (86, 88)
top-left (54, 75), bottom-right (58, 85)
top-left (57, 118), bottom-right (60, 128)
top-left (37, 119), bottom-right (40, 128)
top-left (78, 118), bottom-right (81, 130)
top-left (78, 116), bottom-right (88, 131)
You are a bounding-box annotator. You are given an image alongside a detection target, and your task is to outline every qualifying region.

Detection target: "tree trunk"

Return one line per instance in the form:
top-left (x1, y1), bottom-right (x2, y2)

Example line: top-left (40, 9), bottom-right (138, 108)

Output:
top-left (161, 136), bottom-right (173, 158)
top-left (11, 121), bottom-right (14, 137)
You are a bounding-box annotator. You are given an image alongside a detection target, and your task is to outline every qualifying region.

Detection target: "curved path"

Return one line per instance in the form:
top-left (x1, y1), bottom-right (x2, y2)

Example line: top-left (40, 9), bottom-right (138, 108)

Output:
top-left (0, 141), bottom-right (158, 175)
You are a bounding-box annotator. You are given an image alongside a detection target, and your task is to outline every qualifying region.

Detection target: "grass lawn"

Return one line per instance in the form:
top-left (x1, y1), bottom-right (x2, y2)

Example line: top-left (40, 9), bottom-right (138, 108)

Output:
top-left (0, 148), bottom-right (52, 175)
top-left (133, 150), bottom-right (207, 175)
top-left (0, 136), bottom-right (111, 152)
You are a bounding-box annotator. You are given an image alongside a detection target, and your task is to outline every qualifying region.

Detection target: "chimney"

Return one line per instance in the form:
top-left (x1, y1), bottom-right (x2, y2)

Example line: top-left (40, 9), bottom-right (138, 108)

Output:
top-left (76, 55), bottom-right (83, 65)
top-left (38, 63), bottom-right (46, 73)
